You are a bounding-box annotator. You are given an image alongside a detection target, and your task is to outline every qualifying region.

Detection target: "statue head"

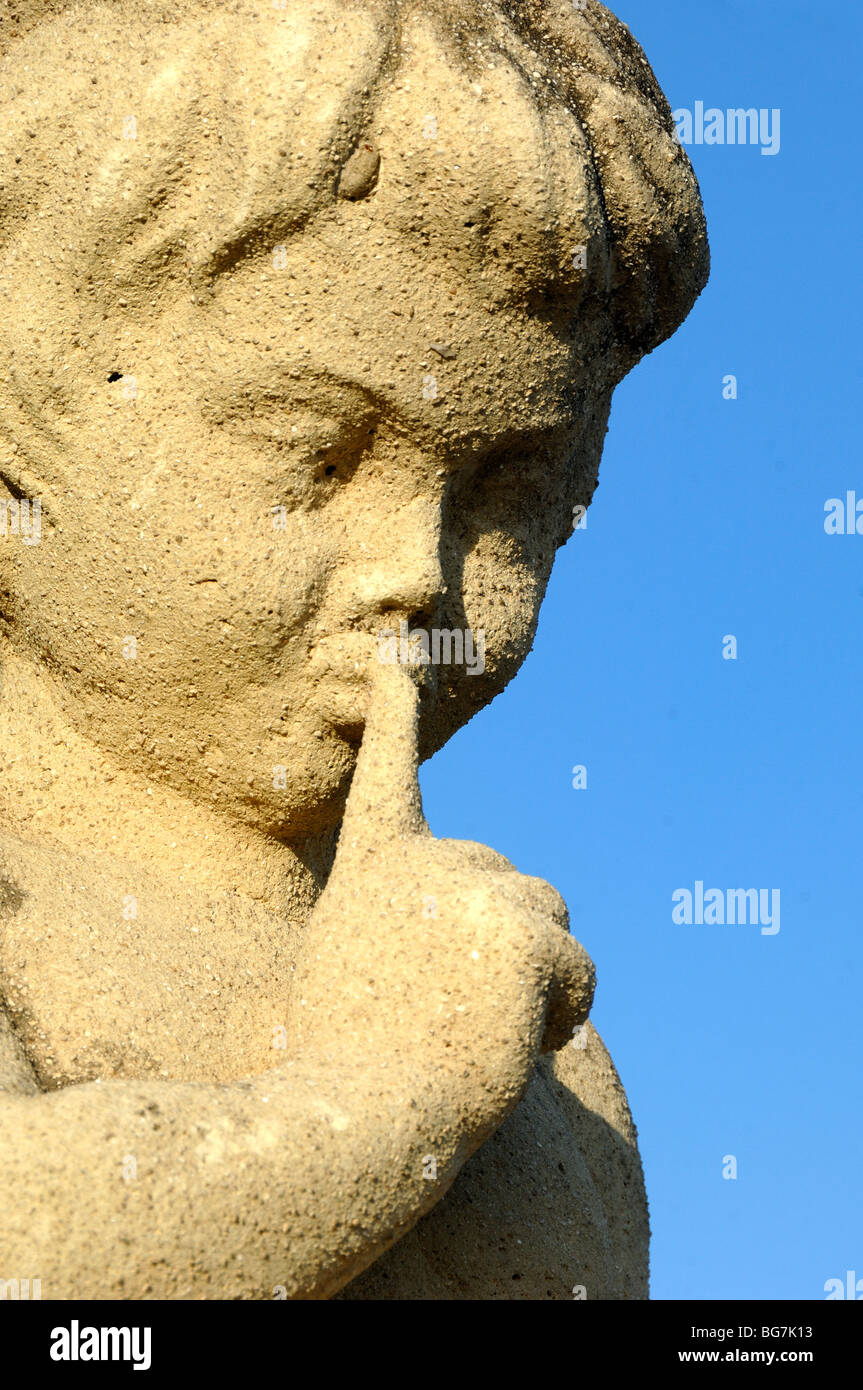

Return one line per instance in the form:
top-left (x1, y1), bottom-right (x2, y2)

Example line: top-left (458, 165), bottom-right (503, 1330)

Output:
top-left (0, 0), bottom-right (707, 839)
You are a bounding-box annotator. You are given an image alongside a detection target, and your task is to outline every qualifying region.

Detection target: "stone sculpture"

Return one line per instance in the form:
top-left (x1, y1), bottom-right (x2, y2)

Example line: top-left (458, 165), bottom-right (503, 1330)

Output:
top-left (0, 0), bottom-right (707, 1299)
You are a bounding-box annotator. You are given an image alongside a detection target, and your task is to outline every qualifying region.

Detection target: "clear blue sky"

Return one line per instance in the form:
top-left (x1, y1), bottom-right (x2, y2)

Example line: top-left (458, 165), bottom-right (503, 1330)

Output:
top-left (421, 0), bottom-right (862, 1300)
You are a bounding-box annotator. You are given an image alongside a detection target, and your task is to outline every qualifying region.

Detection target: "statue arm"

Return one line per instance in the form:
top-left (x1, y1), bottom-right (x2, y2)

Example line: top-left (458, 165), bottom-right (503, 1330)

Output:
top-left (0, 1019), bottom-right (484, 1300)
top-left (0, 670), bottom-right (593, 1300)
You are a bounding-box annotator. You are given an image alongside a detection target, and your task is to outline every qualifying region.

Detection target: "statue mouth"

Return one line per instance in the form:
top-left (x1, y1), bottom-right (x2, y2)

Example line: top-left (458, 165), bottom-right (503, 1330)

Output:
top-left (308, 632), bottom-right (434, 736)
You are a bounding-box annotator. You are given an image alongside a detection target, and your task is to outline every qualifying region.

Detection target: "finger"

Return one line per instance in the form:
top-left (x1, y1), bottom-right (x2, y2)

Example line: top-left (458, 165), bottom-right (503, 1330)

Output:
top-left (540, 933), bottom-right (596, 1054)
top-left (436, 839), bottom-right (516, 875)
top-left (520, 877), bottom-right (570, 934)
top-left (337, 659), bottom-right (428, 860)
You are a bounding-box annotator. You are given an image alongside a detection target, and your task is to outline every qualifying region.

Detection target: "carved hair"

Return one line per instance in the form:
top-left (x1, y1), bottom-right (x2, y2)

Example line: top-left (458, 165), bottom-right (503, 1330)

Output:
top-left (0, 0), bottom-right (707, 405)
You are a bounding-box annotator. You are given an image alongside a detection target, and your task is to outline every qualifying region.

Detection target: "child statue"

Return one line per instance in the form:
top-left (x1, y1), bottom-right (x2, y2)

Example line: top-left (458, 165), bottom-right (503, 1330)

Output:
top-left (0, 0), bottom-right (707, 1299)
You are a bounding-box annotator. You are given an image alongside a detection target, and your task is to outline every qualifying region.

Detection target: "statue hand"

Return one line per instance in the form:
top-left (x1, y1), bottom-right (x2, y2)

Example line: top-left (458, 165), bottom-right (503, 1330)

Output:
top-left (290, 662), bottom-right (595, 1117)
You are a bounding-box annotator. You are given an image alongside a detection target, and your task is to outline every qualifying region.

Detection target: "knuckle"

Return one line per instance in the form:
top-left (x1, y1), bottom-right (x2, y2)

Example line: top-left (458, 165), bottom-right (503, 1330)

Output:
top-left (436, 838), bottom-right (516, 874)
top-left (541, 945), bottom-right (596, 1054)
top-left (516, 875), bottom-right (570, 930)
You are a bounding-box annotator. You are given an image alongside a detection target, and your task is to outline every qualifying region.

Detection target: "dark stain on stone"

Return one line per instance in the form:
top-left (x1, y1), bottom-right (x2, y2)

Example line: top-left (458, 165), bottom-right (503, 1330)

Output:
top-left (0, 877), bottom-right (26, 918)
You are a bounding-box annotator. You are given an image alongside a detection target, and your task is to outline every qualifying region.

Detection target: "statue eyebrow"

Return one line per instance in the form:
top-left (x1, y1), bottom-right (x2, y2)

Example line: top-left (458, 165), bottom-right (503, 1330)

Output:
top-left (272, 371), bottom-right (382, 424)
top-left (211, 365), bottom-right (571, 465)
top-left (213, 369), bottom-right (376, 417)
top-left (295, 378), bottom-right (567, 465)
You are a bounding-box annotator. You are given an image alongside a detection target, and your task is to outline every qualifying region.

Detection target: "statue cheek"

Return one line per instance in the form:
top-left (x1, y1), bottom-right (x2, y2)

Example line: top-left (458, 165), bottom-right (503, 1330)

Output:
top-left (461, 540), bottom-right (541, 655)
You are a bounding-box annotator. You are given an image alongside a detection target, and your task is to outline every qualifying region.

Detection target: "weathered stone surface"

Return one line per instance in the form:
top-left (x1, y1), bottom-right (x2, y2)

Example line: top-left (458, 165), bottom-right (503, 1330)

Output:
top-left (0, 1), bottom-right (706, 1300)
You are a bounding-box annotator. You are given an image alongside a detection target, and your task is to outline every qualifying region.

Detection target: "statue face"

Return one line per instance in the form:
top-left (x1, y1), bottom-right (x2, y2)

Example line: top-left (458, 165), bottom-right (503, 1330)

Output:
top-left (0, 2), bottom-right (623, 839)
top-left (8, 252), bottom-right (600, 838)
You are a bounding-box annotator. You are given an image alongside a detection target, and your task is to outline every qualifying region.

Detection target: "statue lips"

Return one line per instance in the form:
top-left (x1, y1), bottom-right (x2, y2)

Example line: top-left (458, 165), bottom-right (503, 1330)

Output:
top-left (309, 631), bottom-right (433, 732)
top-left (306, 632), bottom-right (381, 732)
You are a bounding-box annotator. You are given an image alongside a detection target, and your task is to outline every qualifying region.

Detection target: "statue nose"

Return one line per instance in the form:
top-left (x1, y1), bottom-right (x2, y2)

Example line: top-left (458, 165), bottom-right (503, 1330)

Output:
top-left (350, 498), bottom-right (445, 628)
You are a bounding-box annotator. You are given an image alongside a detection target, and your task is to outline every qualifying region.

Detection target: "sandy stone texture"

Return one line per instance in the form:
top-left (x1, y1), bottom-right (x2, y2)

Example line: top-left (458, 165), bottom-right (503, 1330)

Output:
top-left (0, 1), bottom-right (707, 1299)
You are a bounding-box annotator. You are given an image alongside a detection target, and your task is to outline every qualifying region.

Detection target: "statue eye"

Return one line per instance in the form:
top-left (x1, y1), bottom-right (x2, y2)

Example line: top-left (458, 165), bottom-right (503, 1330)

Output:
top-left (311, 434), bottom-right (367, 488)
top-left (314, 452), bottom-right (346, 484)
